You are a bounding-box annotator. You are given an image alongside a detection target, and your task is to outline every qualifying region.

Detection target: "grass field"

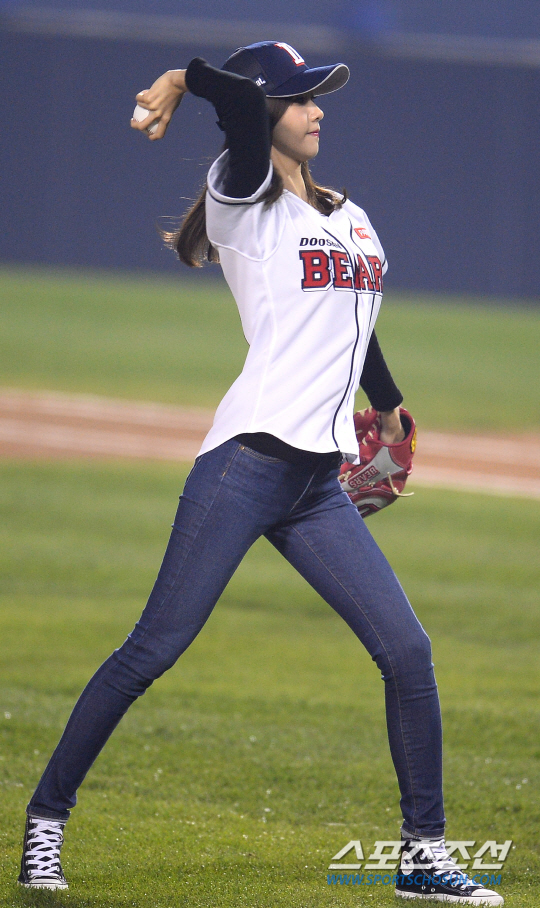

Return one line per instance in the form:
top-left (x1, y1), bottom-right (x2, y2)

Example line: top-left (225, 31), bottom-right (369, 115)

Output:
top-left (0, 266), bottom-right (539, 906)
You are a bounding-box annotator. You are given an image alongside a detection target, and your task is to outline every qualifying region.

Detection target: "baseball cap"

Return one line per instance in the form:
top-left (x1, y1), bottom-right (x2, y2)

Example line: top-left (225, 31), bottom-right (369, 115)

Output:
top-left (222, 41), bottom-right (349, 98)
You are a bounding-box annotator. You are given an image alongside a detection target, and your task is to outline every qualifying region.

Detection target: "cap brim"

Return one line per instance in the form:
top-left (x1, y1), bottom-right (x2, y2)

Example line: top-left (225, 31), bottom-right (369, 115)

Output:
top-left (266, 63), bottom-right (349, 98)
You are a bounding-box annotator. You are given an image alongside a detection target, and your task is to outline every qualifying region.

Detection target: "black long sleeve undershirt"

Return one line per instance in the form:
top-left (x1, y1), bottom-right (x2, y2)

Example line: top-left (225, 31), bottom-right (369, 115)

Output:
top-left (185, 57), bottom-right (403, 460)
top-left (185, 57), bottom-right (271, 199)
top-left (360, 333), bottom-right (403, 412)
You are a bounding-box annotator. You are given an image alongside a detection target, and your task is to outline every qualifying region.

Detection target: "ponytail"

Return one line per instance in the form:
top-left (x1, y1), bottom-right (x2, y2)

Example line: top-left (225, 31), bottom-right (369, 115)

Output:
top-left (161, 187), bottom-right (219, 268)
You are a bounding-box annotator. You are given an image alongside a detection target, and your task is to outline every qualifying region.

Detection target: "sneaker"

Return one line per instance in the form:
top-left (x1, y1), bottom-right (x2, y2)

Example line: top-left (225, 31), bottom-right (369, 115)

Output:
top-left (18, 815), bottom-right (68, 889)
top-left (395, 837), bottom-right (503, 905)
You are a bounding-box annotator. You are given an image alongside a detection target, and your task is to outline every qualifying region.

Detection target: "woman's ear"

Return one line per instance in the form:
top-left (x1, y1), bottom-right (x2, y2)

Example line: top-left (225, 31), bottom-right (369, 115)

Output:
top-left (266, 97), bottom-right (291, 132)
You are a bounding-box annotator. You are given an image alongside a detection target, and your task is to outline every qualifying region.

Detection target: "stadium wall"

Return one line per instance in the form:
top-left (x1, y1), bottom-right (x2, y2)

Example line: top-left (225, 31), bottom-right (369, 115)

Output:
top-left (1, 29), bottom-right (539, 299)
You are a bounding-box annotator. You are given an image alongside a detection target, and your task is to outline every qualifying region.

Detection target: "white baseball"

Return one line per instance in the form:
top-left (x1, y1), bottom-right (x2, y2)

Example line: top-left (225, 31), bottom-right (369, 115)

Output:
top-left (132, 103), bottom-right (160, 135)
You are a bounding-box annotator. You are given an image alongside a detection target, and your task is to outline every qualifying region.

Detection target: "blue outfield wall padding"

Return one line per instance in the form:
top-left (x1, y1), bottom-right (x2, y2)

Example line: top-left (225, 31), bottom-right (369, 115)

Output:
top-left (1, 30), bottom-right (539, 299)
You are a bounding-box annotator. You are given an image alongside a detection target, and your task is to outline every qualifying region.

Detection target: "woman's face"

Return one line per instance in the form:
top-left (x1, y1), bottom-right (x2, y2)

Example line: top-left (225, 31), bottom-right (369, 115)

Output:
top-left (271, 95), bottom-right (324, 164)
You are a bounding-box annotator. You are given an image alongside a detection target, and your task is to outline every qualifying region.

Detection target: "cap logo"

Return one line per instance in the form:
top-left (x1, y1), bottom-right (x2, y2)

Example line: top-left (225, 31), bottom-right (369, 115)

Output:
top-left (255, 76), bottom-right (267, 86)
top-left (274, 42), bottom-right (305, 66)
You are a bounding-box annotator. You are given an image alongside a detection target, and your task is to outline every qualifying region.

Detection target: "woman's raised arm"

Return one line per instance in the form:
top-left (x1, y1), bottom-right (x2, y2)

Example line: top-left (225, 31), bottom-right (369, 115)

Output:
top-left (130, 69), bottom-right (188, 141)
top-left (132, 58), bottom-right (271, 199)
top-left (183, 58), bottom-right (271, 199)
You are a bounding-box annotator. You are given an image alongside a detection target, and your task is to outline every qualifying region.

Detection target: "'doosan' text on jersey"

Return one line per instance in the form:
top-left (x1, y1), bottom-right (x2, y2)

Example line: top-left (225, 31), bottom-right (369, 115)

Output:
top-left (200, 152), bottom-right (388, 462)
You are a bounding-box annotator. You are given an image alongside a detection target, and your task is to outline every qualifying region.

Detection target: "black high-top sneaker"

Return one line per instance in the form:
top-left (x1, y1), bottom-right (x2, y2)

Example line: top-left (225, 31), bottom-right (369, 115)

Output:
top-left (395, 837), bottom-right (503, 905)
top-left (18, 815), bottom-right (68, 889)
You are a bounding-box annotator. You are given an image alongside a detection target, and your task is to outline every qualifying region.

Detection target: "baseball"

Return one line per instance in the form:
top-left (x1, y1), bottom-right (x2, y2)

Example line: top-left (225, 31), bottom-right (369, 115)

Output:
top-left (132, 103), bottom-right (160, 135)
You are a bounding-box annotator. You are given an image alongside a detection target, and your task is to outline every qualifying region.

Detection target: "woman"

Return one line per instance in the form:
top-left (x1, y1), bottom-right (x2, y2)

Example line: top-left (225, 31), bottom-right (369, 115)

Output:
top-left (19, 41), bottom-right (502, 906)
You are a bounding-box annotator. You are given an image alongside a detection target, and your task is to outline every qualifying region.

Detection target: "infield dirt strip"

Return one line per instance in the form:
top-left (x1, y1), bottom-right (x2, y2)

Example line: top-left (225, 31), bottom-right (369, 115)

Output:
top-left (0, 389), bottom-right (539, 500)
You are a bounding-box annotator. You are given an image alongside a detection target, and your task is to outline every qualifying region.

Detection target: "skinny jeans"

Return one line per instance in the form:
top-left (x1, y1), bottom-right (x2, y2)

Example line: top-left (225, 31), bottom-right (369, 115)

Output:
top-left (28, 439), bottom-right (445, 838)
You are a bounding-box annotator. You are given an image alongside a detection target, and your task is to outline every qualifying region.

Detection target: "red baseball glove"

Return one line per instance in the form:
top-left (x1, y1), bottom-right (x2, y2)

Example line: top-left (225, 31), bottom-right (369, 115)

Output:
top-left (339, 406), bottom-right (417, 518)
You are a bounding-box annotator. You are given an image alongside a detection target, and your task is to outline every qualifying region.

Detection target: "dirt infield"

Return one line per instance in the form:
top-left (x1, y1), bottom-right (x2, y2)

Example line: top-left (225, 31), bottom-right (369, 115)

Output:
top-left (1, 388), bottom-right (539, 500)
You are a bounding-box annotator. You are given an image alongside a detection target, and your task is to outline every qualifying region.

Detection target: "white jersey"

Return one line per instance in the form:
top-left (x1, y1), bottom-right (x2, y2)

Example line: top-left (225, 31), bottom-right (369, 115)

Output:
top-left (198, 150), bottom-right (388, 462)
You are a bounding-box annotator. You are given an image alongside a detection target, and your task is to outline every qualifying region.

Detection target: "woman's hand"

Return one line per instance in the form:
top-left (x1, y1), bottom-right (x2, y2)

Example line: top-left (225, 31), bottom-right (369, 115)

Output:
top-left (131, 69), bottom-right (188, 140)
top-left (379, 407), bottom-right (406, 445)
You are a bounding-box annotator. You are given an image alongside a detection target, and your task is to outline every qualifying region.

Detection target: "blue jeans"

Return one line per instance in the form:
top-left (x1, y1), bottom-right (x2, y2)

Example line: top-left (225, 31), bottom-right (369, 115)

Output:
top-left (28, 440), bottom-right (445, 838)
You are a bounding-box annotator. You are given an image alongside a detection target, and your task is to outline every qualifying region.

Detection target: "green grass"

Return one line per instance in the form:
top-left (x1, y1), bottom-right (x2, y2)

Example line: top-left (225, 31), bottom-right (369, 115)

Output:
top-left (1, 265), bottom-right (539, 431)
top-left (1, 460), bottom-right (539, 907)
top-left (0, 267), bottom-right (247, 410)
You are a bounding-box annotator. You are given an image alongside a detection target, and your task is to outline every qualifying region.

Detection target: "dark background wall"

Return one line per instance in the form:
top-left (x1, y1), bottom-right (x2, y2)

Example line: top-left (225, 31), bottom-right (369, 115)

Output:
top-left (1, 7), bottom-right (539, 298)
top-left (3, 0), bottom-right (540, 40)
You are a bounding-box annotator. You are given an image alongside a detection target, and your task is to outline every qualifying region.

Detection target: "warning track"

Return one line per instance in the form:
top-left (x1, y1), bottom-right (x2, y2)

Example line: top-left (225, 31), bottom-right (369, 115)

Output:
top-left (1, 389), bottom-right (539, 500)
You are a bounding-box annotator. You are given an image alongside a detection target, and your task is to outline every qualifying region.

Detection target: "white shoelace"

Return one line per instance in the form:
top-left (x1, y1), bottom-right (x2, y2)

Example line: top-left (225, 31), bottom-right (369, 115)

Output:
top-left (404, 839), bottom-right (477, 890)
top-left (25, 819), bottom-right (64, 877)
top-left (421, 839), bottom-right (459, 873)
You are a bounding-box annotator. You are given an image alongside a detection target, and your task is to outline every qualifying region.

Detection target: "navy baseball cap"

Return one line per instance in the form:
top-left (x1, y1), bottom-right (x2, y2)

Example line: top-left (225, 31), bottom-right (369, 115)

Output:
top-left (222, 41), bottom-right (349, 98)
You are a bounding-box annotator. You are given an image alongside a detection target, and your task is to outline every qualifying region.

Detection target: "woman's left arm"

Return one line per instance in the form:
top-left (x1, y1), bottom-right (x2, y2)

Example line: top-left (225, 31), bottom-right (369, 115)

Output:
top-left (360, 332), bottom-right (406, 443)
top-left (379, 408), bottom-right (405, 444)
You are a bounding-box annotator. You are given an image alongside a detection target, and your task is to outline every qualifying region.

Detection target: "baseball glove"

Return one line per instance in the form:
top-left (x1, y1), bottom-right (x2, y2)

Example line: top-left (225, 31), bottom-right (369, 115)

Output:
top-left (339, 406), bottom-right (417, 518)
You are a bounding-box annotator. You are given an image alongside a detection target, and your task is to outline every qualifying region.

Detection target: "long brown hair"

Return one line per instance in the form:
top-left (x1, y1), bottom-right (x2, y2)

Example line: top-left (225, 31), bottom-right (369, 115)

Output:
top-left (160, 96), bottom-right (347, 268)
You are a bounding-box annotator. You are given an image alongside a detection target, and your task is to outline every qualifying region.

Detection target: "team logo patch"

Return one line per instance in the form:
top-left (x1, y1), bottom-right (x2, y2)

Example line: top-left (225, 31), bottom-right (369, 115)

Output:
top-left (299, 249), bottom-right (383, 293)
top-left (410, 427), bottom-right (417, 454)
top-left (354, 227), bottom-right (371, 240)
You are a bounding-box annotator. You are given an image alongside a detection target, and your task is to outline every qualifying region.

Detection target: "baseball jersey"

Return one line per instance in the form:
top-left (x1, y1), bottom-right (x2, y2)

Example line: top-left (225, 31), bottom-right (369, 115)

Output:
top-left (198, 150), bottom-right (387, 463)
